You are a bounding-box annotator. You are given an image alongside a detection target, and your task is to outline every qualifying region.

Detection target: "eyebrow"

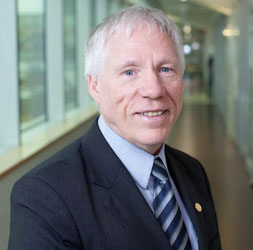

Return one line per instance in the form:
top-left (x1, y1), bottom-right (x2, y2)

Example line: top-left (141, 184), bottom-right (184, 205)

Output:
top-left (157, 57), bottom-right (177, 65)
top-left (116, 59), bottom-right (141, 70)
top-left (116, 57), bottom-right (177, 71)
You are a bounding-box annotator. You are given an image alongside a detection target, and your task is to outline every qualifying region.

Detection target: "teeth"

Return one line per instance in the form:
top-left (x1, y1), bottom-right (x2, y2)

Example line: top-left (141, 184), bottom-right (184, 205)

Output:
top-left (142, 111), bottom-right (164, 117)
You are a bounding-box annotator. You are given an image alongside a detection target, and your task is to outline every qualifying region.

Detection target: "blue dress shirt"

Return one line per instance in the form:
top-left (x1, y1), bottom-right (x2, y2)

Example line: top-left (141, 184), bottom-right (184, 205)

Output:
top-left (98, 115), bottom-right (199, 250)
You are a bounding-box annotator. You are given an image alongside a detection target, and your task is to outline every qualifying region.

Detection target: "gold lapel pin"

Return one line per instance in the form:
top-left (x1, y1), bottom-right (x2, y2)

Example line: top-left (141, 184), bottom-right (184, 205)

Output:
top-left (195, 203), bottom-right (202, 212)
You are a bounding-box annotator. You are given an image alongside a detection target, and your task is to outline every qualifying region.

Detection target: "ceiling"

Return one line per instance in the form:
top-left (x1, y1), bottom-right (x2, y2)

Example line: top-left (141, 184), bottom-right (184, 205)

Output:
top-left (191, 0), bottom-right (233, 16)
top-left (126, 0), bottom-right (233, 31)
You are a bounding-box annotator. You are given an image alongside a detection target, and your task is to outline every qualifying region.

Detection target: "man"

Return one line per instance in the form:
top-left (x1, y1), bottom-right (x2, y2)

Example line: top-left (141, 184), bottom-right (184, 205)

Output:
top-left (8, 6), bottom-right (221, 250)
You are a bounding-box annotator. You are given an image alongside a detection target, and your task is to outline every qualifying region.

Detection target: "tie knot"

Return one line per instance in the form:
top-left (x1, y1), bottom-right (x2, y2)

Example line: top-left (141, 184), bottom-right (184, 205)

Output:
top-left (152, 158), bottom-right (168, 181)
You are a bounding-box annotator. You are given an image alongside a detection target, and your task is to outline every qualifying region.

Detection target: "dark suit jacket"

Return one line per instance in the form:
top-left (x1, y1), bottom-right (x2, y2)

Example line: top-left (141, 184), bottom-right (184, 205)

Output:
top-left (8, 119), bottom-right (222, 250)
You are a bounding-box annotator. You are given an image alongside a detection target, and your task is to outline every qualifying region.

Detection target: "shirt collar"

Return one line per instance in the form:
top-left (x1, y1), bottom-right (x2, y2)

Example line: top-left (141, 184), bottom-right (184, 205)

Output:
top-left (155, 144), bottom-right (167, 170)
top-left (98, 115), bottom-right (166, 189)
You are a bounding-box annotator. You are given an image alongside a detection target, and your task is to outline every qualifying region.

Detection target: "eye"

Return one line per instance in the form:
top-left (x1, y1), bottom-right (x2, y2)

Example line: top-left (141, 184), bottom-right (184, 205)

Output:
top-left (160, 67), bottom-right (171, 73)
top-left (125, 70), bottom-right (134, 76)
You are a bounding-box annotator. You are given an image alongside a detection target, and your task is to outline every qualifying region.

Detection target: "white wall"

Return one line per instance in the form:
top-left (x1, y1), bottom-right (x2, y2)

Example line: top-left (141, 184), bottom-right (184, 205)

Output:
top-left (212, 0), bottom-right (253, 182)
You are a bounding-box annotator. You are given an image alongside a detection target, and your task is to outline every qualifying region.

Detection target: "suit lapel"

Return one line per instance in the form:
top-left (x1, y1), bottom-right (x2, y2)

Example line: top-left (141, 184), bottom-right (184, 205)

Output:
top-left (81, 120), bottom-right (171, 249)
top-left (105, 164), bottom-right (172, 249)
top-left (165, 149), bottom-right (209, 250)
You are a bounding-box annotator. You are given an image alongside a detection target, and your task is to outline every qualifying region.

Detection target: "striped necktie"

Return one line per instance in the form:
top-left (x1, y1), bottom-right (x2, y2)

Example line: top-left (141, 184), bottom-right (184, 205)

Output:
top-left (152, 158), bottom-right (192, 250)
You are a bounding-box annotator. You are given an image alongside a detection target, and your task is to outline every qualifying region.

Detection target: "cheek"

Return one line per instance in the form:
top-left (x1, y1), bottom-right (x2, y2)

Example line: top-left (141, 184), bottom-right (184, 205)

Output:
top-left (173, 79), bottom-right (184, 97)
top-left (99, 83), bottom-right (128, 114)
top-left (110, 84), bottom-right (137, 109)
top-left (176, 84), bottom-right (184, 101)
top-left (120, 87), bottom-right (142, 117)
top-left (167, 81), bottom-right (184, 100)
top-left (180, 82), bottom-right (184, 95)
top-left (176, 84), bottom-right (184, 113)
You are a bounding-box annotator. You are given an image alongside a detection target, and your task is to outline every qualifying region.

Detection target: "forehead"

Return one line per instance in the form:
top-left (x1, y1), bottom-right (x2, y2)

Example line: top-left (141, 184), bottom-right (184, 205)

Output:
top-left (113, 20), bottom-right (167, 37)
top-left (107, 24), bottom-right (173, 49)
top-left (104, 25), bottom-right (177, 62)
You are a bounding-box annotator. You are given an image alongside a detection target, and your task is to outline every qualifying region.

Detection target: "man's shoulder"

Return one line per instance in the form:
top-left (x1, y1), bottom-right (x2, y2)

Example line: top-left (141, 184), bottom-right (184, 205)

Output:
top-left (164, 144), bottom-right (211, 193)
top-left (164, 144), bottom-right (203, 170)
top-left (19, 119), bottom-right (101, 183)
top-left (165, 144), bottom-right (197, 160)
top-left (20, 137), bottom-right (85, 185)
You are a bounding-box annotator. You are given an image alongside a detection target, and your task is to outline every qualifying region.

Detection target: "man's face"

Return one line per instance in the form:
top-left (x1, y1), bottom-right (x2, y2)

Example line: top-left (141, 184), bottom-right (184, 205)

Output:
top-left (88, 26), bottom-right (184, 155)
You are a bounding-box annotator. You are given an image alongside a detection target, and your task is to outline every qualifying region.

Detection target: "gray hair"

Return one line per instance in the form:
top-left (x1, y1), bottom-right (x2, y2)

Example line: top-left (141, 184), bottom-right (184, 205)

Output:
top-left (85, 6), bottom-right (185, 79)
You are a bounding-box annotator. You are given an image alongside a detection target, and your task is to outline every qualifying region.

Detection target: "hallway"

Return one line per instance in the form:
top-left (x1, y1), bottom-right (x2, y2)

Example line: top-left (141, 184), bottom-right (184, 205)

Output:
top-left (166, 95), bottom-right (253, 250)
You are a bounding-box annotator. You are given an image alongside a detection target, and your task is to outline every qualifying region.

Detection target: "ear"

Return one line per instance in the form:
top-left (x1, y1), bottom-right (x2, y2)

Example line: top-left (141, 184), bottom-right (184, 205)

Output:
top-left (88, 75), bottom-right (100, 104)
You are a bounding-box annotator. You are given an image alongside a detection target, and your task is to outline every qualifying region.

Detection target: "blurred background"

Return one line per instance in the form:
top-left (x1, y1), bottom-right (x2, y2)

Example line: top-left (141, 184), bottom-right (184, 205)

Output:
top-left (0, 0), bottom-right (253, 249)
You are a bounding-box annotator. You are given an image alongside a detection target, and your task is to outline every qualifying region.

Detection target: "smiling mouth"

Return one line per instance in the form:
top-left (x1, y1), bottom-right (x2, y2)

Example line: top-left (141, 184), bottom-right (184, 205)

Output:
top-left (140, 110), bottom-right (167, 117)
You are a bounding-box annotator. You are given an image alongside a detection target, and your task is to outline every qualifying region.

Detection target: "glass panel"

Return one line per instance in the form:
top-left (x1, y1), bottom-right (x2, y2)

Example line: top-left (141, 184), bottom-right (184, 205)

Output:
top-left (249, 0), bottom-right (253, 161)
top-left (17, 0), bottom-right (47, 131)
top-left (91, 0), bottom-right (97, 29)
top-left (63, 0), bottom-right (78, 112)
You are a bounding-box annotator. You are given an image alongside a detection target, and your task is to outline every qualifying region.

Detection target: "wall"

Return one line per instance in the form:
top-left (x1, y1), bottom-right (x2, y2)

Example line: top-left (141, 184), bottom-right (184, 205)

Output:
top-left (212, 0), bottom-right (253, 183)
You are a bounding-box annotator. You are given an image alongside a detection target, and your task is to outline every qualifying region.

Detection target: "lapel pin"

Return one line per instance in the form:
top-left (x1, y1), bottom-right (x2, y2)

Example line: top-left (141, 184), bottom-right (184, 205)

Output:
top-left (195, 203), bottom-right (202, 212)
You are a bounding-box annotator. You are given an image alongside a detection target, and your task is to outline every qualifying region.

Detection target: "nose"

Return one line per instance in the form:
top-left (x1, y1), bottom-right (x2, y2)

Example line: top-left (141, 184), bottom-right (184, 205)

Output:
top-left (139, 70), bottom-right (165, 99)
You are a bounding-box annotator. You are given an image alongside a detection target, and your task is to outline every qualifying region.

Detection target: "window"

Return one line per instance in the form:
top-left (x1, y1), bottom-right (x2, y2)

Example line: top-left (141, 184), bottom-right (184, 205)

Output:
top-left (17, 0), bottom-right (47, 131)
top-left (91, 0), bottom-right (97, 29)
top-left (63, 0), bottom-right (78, 112)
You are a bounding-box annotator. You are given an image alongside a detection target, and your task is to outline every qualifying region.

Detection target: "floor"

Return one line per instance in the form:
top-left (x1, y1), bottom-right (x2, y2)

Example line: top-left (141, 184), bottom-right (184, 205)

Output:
top-left (166, 94), bottom-right (253, 250)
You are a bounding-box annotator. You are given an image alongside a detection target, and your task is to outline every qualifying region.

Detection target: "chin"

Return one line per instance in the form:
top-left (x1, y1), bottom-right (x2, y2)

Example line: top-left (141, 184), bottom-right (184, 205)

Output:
top-left (143, 128), bottom-right (170, 143)
top-left (135, 133), bottom-right (169, 154)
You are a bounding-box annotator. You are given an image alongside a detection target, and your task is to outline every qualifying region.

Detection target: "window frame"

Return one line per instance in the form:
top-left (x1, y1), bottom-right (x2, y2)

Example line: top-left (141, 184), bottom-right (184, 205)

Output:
top-left (0, 0), bottom-right (124, 174)
top-left (0, 1), bottom-right (20, 153)
top-left (17, 0), bottom-right (48, 132)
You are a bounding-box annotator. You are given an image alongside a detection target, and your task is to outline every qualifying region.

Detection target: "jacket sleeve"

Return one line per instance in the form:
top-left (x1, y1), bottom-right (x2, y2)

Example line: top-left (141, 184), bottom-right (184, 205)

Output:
top-left (8, 176), bottom-right (82, 250)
